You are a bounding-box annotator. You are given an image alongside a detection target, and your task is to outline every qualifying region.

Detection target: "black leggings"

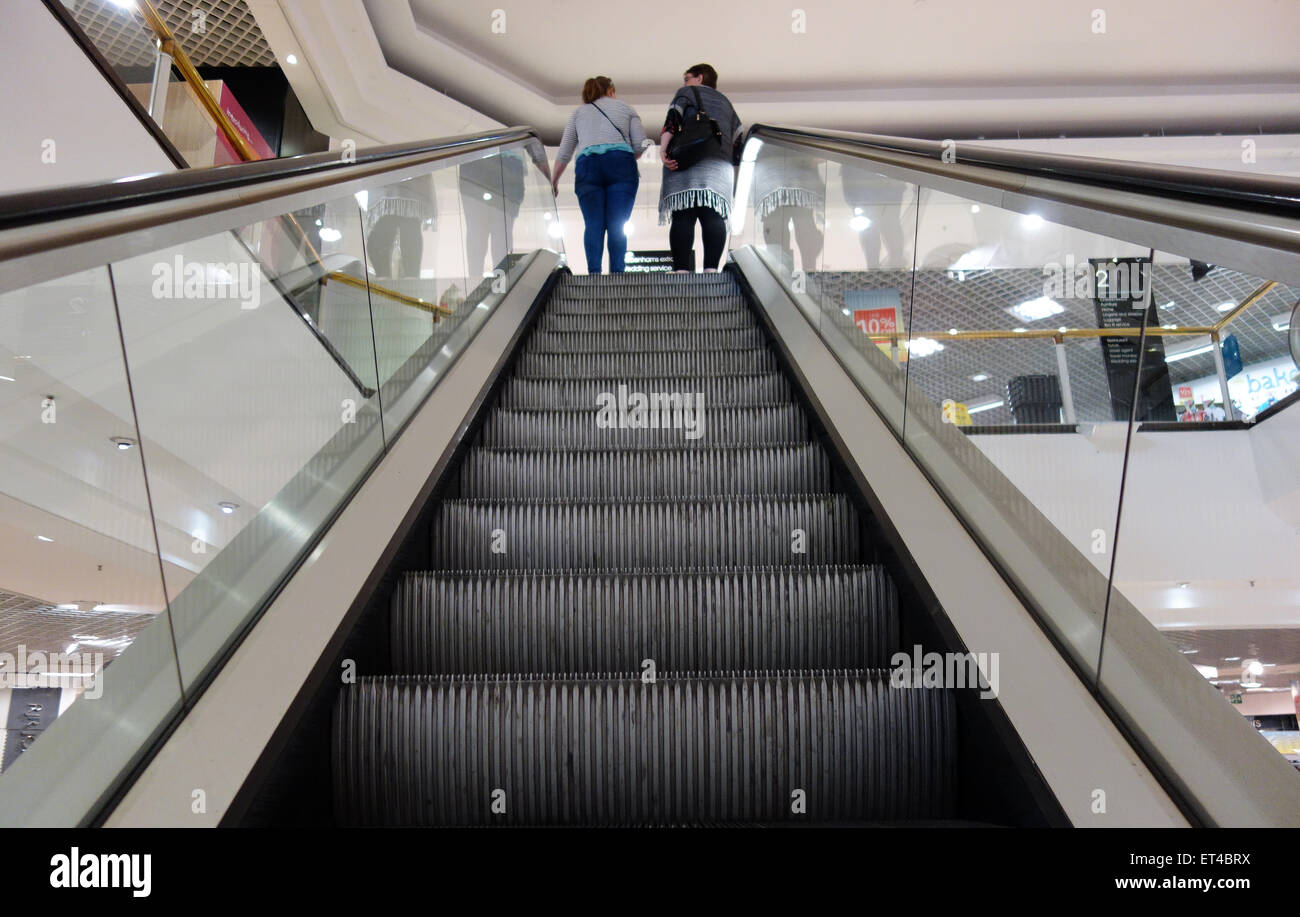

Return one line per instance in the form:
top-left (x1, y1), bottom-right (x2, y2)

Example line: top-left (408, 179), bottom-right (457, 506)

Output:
top-left (669, 206), bottom-right (727, 271)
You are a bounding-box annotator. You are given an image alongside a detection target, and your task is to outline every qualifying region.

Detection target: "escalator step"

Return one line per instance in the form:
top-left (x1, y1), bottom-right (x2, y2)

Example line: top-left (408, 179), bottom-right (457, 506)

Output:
top-left (479, 405), bottom-right (808, 448)
top-left (429, 494), bottom-right (859, 569)
top-left (515, 349), bottom-right (778, 377)
top-left (538, 310), bottom-right (756, 332)
top-left (457, 443), bottom-right (830, 499)
top-left (525, 328), bottom-right (765, 353)
top-left (558, 273), bottom-right (737, 290)
top-left (546, 295), bottom-right (749, 315)
top-left (333, 671), bottom-right (956, 826)
top-left (391, 566), bottom-right (899, 673)
top-left (497, 374), bottom-right (794, 409)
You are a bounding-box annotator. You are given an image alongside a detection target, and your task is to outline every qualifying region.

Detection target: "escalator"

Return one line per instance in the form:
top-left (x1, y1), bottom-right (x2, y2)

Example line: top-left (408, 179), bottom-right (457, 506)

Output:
top-left (5, 120), bottom-right (1298, 830)
top-left (334, 271), bottom-right (957, 826)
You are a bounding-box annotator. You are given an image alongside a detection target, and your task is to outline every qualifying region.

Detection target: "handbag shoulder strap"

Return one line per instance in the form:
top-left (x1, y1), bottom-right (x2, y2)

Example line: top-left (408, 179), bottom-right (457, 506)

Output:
top-left (688, 86), bottom-right (709, 118)
top-left (589, 101), bottom-right (631, 145)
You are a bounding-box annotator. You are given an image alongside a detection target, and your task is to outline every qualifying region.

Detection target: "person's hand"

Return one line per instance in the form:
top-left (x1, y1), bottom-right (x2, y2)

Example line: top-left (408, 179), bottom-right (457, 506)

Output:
top-left (663, 156), bottom-right (679, 171)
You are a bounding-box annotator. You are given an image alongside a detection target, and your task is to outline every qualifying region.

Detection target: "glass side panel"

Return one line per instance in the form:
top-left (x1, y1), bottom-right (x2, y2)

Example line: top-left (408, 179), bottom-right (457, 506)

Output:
top-left (0, 267), bottom-right (180, 823)
top-left (1105, 251), bottom-right (1300, 793)
top-left (900, 188), bottom-right (1156, 676)
top-left (108, 197), bottom-right (386, 692)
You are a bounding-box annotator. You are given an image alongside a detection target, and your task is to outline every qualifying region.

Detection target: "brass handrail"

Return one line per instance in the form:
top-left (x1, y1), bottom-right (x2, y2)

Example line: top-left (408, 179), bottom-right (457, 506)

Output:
top-left (133, 0), bottom-right (449, 320)
top-left (873, 280), bottom-right (1278, 345)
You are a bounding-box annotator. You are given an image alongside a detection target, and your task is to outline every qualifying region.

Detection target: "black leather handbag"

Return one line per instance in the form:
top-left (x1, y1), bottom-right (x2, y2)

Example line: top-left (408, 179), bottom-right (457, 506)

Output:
top-left (667, 87), bottom-right (724, 169)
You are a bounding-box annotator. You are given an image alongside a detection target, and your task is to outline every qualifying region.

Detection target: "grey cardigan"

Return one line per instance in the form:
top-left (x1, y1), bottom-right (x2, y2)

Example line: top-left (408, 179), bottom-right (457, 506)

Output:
top-left (556, 99), bottom-right (649, 164)
top-left (658, 85), bottom-right (743, 224)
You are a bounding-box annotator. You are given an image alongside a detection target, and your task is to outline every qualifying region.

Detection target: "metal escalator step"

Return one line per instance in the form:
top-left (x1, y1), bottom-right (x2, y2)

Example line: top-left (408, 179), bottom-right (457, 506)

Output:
top-left (479, 405), bottom-right (808, 448)
top-left (558, 272), bottom-right (737, 290)
top-left (538, 310), bottom-right (756, 332)
top-left (457, 443), bottom-right (830, 499)
top-left (515, 348), bottom-right (779, 379)
top-left (497, 374), bottom-right (794, 409)
top-left (546, 295), bottom-right (749, 314)
top-left (391, 566), bottom-right (899, 673)
top-left (525, 328), bottom-right (764, 353)
top-left (333, 671), bottom-right (956, 826)
top-left (429, 494), bottom-right (859, 569)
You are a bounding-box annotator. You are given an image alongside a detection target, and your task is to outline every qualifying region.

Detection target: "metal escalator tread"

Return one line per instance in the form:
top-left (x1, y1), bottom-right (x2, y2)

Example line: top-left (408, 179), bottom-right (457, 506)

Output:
top-left (334, 271), bottom-right (959, 827)
top-left (515, 348), bottom-right (779, 377)
top-left (480, 405), bottom-right (807, 448)
top-left (497, 373), bottom-right (794, 408)
top-left (391, 566), bottom-right (900, 673)
top-left (429, 494), bottom-right (860, 569)
top-left (456, 443), bottom-right (831, 499)
top-left (333, 672), bottom-right (957, 827)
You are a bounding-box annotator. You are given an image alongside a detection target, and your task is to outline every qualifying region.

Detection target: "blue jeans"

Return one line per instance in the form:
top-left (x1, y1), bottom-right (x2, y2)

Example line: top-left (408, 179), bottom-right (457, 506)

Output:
top-left (574, 150), bottom-right (638, 273)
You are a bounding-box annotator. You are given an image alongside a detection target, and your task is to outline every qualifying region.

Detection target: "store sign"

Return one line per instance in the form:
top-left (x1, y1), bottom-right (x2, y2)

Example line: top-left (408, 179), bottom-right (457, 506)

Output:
top-left (625, 250), bottom-right (675, 273)
top-left (1177, 385), bottom-right (1193, 403)
top-left (2, 686), bottom-right (62, 772)
top-left (1172, 354), bottom-right (1299, 416)
top-left (1090, 257), bottom-right (1176, 421)
top-left (214, 83), bottom-right (276, 165)
top-left (846, 290), bottom-right (906, 361)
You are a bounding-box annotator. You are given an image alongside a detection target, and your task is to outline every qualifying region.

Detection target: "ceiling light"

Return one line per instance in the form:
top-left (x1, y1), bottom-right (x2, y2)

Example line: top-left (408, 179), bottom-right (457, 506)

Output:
top-left (1058, 326), bottom-right (1068, 333)
top-left (318, 227), bottom-right (342, 243)
top-left (905, 338), bottom-right (945, 358)
top-left (482, 193), bottom-right (493, 201)
top-left (1244, 659), bottom-right (1265, 677)
top-left (1224, 656), bottom-right (1241, 662)
top-left (65, 643), bottom-right (79, 655)
top-left (36, 535), bottom-right (53, 542)
top-left (108, 0), bottom-right (137, 8)
top-left (354, 191), bottom-right (369, 210)
top-left (1271, 312), bottom-right (1291, 332)
top-left (970, 205), bottom-right (980, 214)
top-left (947, 328), bottom-right (958, 335)
top-left (1180, 649), bottom-right (1198, 654)
top-left (0, 375), bottom-right (13, 382)
top-left (1193, 665), bottom-right (1218, 679)
top-left (1177, 581), bottom-right (1190, 588)
top-left (1215, 302), bottom-right (1236, 312)
top-left (1165, 342), bottom-right (1214, 363)
top-left (1162, 301), bottom-right (1177, 309)
top-left (849, 215), bottom-right (872, 232)
top-left (841, 308), bottom-right (851, 316)
top-left (1012, 327), bottom-right (1027, 333)
top-left (967, 397), bottom-right (1005, 414)
top-left (285, 54), bottom-right (299, 65)
top-left (218, 502), bottom-right (239, 515)
top-left (110, 436), bottom-right (136, 450)
top-left (1021, 214), bottom-right (1044, 230)
top-left (970, 372), bottom-right (990, 382)
top-left (1008, 296), bottom-right (1064, 322)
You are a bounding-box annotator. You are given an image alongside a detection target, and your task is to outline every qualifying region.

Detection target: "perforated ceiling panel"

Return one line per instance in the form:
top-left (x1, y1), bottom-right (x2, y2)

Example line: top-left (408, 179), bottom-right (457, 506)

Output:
top-left (69, 0), bottom-right (276, 69)
top-left (806, 267), bottom-right (1297, 425)
top-left (0, 588), bottom-right (154, 663)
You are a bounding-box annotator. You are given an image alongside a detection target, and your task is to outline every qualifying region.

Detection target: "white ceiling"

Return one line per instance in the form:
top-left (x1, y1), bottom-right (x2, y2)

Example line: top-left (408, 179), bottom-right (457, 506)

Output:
top-left (253, 0), bottom-right (1300, 146)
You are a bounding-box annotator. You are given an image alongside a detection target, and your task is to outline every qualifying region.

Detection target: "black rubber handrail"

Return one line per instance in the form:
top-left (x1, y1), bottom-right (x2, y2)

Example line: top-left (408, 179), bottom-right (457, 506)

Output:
top-left (747, 125), bottom-right (1300, 216)
top-left (0, 127), bottom-right (544, 231)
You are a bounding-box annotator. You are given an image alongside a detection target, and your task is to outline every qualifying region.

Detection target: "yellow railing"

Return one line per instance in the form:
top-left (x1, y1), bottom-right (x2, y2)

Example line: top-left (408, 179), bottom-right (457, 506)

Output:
top-left (877, 281), bottom-right (1277, 346)
top-left (134, 0), bottom-right (450, 320)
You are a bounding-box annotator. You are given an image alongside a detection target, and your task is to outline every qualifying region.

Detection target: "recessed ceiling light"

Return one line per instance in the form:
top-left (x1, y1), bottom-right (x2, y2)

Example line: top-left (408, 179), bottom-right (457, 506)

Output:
top-left (218, 502), bottom-right (239, 515)
top-left (1012, 327), bottom-right (1027, 333)
top-left (318, 227), bottom-right (342, 243)
top-left (36, 535), bottom-right (53, 542)
top-left (1223, 656), bottom-right (1241, 662)
top-left (1162, 324), bottom-right (1178, 330)
top-left (1177, 581), bottom-right (1190, 588)
top-left (1180, 649), bottom-right (1198, 654)
top-left (970, 205), bottom-right (980, 214)
top-left (947, 328), bottom-right (958, 335)
top-left (1215, 302), bottom-right (1236, 312)
top-left (1021, 214), bottom-right (1044, 230)
top-left (285, 54), bottom-right (299, 65)
top-left (483, 192), bottom-right (493, 201)
top-left (1007, 297), bottom-right (1064, 322)
top-left (1057, 326), bottom-right (1068, 333)
top-left (110, 436), bottom-right (137, 450)
top-left (905, 337), bottom-right (945, 358)
top-left (970, 372), bottom-right (990, 382)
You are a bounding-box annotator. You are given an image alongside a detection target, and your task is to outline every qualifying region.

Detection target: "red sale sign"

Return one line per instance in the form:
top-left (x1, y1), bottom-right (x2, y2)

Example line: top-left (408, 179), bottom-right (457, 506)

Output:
top-left (854, 307), bottom-right (896, 336)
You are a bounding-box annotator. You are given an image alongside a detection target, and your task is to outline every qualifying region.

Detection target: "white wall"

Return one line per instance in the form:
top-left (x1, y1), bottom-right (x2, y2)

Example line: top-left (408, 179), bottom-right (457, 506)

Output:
top-left (969, 419), bottom-right (1300, 631)
top-left (0, 1), bottom-right (176, 194)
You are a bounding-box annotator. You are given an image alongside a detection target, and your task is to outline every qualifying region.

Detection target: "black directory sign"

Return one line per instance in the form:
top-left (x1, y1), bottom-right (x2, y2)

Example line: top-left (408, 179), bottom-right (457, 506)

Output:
top-left (1090, 257), bottom-right (1176, 421)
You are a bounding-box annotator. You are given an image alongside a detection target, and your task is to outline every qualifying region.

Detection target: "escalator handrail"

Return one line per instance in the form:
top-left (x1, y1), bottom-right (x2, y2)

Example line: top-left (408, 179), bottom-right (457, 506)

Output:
top-left (746, 124), bottom-right (1300, 217)
top-left (0, 127), bottom-right (547, 234)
